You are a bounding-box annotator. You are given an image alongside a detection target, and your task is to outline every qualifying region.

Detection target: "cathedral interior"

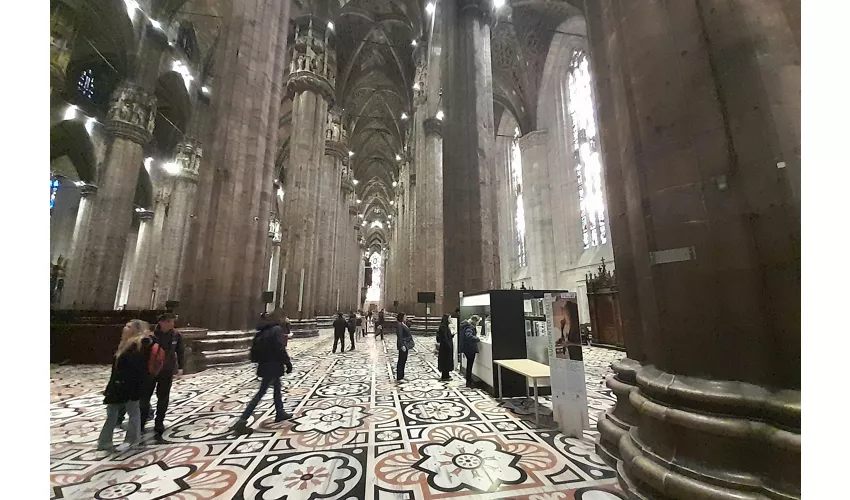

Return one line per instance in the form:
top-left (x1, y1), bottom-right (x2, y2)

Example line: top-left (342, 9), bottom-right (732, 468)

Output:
top-left (49, 0), bottom-right (801, 498)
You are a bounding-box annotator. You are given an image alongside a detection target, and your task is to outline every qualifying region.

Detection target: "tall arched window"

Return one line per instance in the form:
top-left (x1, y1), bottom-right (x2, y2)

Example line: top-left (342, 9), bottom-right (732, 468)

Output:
top-left (510, 128), bottom-right (527, 267)
top-left (366, 252), bottom-right (383, 302)
top-left (567, 49), bottom-right (607, 248)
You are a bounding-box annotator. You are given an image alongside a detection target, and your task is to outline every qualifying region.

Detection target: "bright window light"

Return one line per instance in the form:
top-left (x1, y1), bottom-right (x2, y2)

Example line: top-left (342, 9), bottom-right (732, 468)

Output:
top-left (390, 200), bottom-right (395, 205)
top-left (356, 199), bottom-right (362, 204)
top-left (124, 0), bottom-right (139, 18)
top-left (493, 0), bottom-right (505, 8)
top-left (395, 154), bottom-right (401, 161)
top-left (352, 179), bottom-right (359, 185)
top-left (413, 82), bottom-right (421, 91)
top-left (426, 3), bottom-right (436, 15)
top-left (371, 221), bottom-right (384, 229)
top-left (164, 162), bottom-right (180, 175)
top-left (348, 151), bottom-right (354, 157)
top-left (172, 60), bottom-right (194, 89)
top-left (64, 105), bottom-right (78, 121)
top-left (150, 19), bottom-right (162, 30)
top-left (400, 112), bottom-right (408, 120)
top-left (144, 157), bottom-right (153, 172)
top-left (327, 21), bottom-right (334, 31)
top-left (392, 181), bottom-right (398, 187)
top-left (201, 86), bottom-right (211, 94)
top-left (85, 117), bottom-right (96, 134)
top-left (277, 188), bottom-right (284, 201)
top-left (435, 110), bottom-right (444, 121)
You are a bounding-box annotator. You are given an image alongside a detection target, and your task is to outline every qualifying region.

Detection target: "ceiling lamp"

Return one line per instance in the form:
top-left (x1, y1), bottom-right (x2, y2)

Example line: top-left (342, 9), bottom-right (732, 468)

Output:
top-left (426, 3), bottom-right (436, 15)
top-left (395, 154), bottom-right (402, 161)
top-left (390, 200), bottom-right (395, 205)
top-left (493, 0), bottom-right (505, 8)
top-left (400, 112), bottom-right (408, 120)
top-left (411, 39), bottom-right (418, 47)
top-left (352, 179), bottom-right (359, 185)
top-left (85, 117), bottom-right (96, 134)
top-left (327, 21), bottom-right (335, 31)
top-left (64, 105), bottom-right (77, 121)
top-left (348, 150), bottom-right (355, 157)
top-left (356, 199), bottom-right (362, 204)
top-left (150, 19), bottom-right (162, 30)
top-left (392, 181), bottom-right (398, 187)
top-left (201, 86), bottom-right (211, 95)
top-left (413, 82), bottom-right (421, 91)
top-left (163, 162), bottom-right (181, 175)
top-left (436, 110), bottom-right (444, 121)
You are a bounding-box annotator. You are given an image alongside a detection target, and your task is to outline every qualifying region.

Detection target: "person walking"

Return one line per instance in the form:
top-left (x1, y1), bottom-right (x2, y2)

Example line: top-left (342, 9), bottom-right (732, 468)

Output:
top-left (436, 314), bottom-right (454, 381)
top-left (232, 312), bottom-right (294, 435)
top-left (332, 313), bottom-right (347, 353)
top-left (140, 313), bottom-right (184, 440)
top-left (346, 312), bottom-right (356, 350)
top-left (460, 315), bottom-right (482, 388)
top-left (395, 312), bottom-right (414, 382)
top-left (376, 309), bottom-right (385, 340)
top-left (97, 320), bottom-right (153, 451)
top-left (355, 311), bottom-right (364, 340)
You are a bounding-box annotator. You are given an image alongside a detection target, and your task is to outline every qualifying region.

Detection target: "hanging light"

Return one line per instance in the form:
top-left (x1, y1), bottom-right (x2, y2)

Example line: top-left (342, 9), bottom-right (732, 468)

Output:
top-left (400, 112), bottom-right (408, 120)
top-left (413, 82), bottom-right (421, 91)
top-left (426, 3), bottom-right (436, 15)
top-left (395, 154), bottom-right (402, 161)
top-left (352, 179), bottom-right (360, 185)
top-left (411, 39), bottom-right (418, 47)
top-left (392, 181), bottom-right (398, 187)
top-left (348, 150), bottom-right (355, 157)
top-left (493, 0), bottom-right (505, 8)
top-left (64, 105), bottom-right (77, 121)
top-left (327, 21), bottom-right (335, 31)
top-left (124, 0), bottom-right (139, 18)
top-left (150, 19), bottom-right (162, 30)
top-left (390, 200), bottom-right (395, 205)
top-left (436, 110), bottom-right (444, 121)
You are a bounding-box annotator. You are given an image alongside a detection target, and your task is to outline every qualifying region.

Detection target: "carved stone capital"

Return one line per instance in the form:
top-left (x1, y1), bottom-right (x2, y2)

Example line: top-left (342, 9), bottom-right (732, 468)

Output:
top-left (459, 0), bottom-right (490, 22)
top-left (137, 209), bottom-right (154, 221)
top-left (79, 183), bottom-right (98, 197)
top-left (174, 140), bottom-right (203, 182)
top-left (324, 139), bottom-right (348, 160)
top-left (154, 186), bottom-right (172, 204)
top-left (287, 72), bottom-right (335, 104)
top-left (106, 83), bottom-right (157, 144)
top-left (518, 129), bottom-right (548, 152)
top-left (325, 107), bottom-right (347, 144)
top-left (423, 117), bottom-right (443, 137)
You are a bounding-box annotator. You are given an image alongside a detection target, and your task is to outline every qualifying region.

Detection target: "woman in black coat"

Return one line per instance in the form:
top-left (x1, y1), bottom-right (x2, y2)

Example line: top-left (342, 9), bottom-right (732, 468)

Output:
top-left (97, 320), bottom-right (152, 451)
top-left (436, 314), bottom-right (454, 381)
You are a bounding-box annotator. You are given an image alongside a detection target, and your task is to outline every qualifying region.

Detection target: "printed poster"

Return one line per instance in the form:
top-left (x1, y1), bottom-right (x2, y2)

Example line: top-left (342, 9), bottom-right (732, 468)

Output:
top-left (544, 292), bottom-right (589, 438)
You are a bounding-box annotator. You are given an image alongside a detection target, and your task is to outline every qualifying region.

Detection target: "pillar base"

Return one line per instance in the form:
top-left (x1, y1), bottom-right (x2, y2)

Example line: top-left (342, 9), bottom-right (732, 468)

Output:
top-left (616, 365), bottom-right (800, 500)
top-left (596, 358), bottom-right (641, 468)
top-left (290, 318), bottom-right (319, 338)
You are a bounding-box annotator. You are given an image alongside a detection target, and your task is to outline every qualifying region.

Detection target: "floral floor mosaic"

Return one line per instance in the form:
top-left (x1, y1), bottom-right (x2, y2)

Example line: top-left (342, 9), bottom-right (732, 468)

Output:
top-left (50, 331), bottom-right (626, 499)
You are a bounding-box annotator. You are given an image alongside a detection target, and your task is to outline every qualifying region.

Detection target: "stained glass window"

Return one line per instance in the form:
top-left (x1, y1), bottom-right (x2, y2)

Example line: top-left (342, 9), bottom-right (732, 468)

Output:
top-left (77, 69), bottom-right (94, 100)
top-left (366, 252), bottom-right (383, 302)
top-left (567, 49), bottom-right (607, 248)
top-left (50, 178), bottom-right (60, 209)
top-left (510, 129), bottom-right (527, 267)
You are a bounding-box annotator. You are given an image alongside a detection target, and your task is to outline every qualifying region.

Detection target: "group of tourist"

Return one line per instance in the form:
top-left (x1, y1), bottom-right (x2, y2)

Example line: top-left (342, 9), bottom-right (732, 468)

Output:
top-left (96, 307), bottom-right (485, 450)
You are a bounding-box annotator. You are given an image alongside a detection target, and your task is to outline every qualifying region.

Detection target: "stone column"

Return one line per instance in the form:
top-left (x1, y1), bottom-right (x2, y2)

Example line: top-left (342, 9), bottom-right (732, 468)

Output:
top-left (50, 177), bottom-right (82, 265)
top-left (335, 165), bottom-right (354, 313)
top-left (417, 117), bottom-right (445, 313)
top-left (315, 108), bottom-right (346, 315)
top-left (114, 222), bottom-right (139, 310)
top-left (154, 141), bottom-right (201, 309)
top-left (71, 84), bottom-right (156, 309)
top-left (125, 210), bottom-right (155, 309)
top-left (60, 183), bottom-right (97, 308)
top-left (278, 16), bottom-right (335, 331)
top-left (585, 1), bottom-right (800, 498)
top-left (184, 0), bottom-right (290, 329)
top-left (127, 182), bottom-right (169, 309)
top-left (519, 130), bottom-right (556, 289)
top-left (267, 242), bottom-right (281, 311)
top-left (443, 0), bottom-right (498, 311)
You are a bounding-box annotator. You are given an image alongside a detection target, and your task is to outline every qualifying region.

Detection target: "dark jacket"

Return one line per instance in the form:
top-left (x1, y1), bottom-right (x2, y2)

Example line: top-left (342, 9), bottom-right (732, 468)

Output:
top-left (461, 323), bottom-right (480, 354)
top-left (253, 319), bottom-right (288, 379)
top-left (346, 316), bottom-right (356, 333)
top-left (376, 312), bottom-right (385, 326)
top-left (333, 317), bottom-right (347, 336)
top-left (436, 325), bottom-right (454, 372)
top-left (153, 327), bottom-right (184, 376)
top-left (397, 322), bottom-right (414, 351)
top-left (103, 337), bottom-right (152, 404)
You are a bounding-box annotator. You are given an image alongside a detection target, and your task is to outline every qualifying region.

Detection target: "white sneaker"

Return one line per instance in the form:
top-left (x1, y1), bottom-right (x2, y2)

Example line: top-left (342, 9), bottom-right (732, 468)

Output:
top-left (115, 443), bottom-right (134, 452)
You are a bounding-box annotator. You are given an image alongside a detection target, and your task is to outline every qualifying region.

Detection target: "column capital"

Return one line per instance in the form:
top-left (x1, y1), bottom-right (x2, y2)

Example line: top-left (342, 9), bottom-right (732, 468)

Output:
top-left (287, 16), bottom-right (337, 104)
top-left (459, 0), bottom-right (492, 22)
top-left (79, 183), bottom-right (98, 197)
top-left (137, 209), bottom-right (154, 220)
top-left (518, 129), bottom-right (549, 152)
top-left (413, 47), bottom-right (428, 106)
top-left (423, 117), bottom-right (443, 137)
top-left (325, 140), bottom-right (348, 159)
top-left (173, 140), bottom-right (203, 182)
top-left (106, 83), bottom-right (157, 144)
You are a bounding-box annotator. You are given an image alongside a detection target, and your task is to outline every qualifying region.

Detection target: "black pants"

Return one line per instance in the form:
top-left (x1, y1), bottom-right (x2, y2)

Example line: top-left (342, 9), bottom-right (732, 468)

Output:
top-left (441, 369), bottom-right (451, 380)
top-left (140, 374), bottom-right (173, 433)
top-left (283, 351), bottom-right (293, 373)
top-left (396, 349), bottom-right (408, 380)
top-left (332, 332), bottom-right (346, 353)
top-left (348, 329), bottom-right (355, 349)
top-left (465, 352), bottom-right (476, 386)
top-left (377, 325), bottom-right (383, 340)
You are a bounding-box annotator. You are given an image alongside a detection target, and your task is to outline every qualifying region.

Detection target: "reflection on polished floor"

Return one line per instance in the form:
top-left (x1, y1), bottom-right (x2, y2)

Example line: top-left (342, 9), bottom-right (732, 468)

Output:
top-left (50, 331), bottom-right (626, 499)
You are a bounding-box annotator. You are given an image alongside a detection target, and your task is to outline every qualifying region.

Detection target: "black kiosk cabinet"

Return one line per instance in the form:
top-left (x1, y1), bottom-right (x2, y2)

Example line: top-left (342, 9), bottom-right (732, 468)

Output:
top-left (458, 289), bottom-right (572, 397)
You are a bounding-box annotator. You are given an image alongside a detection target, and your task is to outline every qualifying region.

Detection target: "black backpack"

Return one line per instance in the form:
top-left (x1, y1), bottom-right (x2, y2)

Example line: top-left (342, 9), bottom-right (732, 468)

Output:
top-left (250, 327), bottom-right (279, 363)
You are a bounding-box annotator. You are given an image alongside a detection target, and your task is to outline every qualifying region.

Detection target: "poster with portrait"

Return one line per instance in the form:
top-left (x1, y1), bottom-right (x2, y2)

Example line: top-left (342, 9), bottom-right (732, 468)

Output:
top-left (544, 293), bottom-right (589, 438)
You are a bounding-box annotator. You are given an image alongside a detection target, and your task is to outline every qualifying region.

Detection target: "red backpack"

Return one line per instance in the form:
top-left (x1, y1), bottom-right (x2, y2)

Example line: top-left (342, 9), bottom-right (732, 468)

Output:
top-left (147, 341), bottom-right (166, 376)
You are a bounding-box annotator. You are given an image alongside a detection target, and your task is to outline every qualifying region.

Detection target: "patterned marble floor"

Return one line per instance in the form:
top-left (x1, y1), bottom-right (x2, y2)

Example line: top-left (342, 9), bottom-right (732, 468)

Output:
top-left (50, 331), bottom-right (626, 500)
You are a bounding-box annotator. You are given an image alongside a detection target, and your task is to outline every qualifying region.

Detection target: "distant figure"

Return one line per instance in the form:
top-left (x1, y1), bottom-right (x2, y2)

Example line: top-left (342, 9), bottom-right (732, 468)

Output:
top-left (97, 320), bottom-right (153, 451)
top-left (346, 312), bottom-right (357, 350)
top-left (520, 282), bottom-right (527, 290)
top-left (356, 311), bottom-right (364, 340)
top-left (332, 313), bottom-right (347, 353)
top-left (395, 312), bottom-right (414, 382)
top-left (460, 315), bottom-right (482, 388)
top-left (436, 314), bottom-right (454, 381)
top-left (376, 309), bottom-right (385, 340)
top-left (232, 312), bottom-right (293, 435)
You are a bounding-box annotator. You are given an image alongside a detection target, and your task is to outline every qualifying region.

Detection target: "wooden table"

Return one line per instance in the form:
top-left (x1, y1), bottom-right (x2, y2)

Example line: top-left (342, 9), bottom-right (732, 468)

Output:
top-left (493, 359), bottom-right (551, 426)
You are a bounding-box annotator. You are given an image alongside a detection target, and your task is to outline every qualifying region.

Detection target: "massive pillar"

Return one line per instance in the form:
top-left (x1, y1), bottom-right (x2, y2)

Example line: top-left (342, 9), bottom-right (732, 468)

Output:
top-left (114, 222), bottom-right (139, 310)
top-left (127, 181), bottom-right (169, 309)
top-left (586, 1), bottom-right (800, 498)
top-left (59, 183), bottom-right (97, 308)
top-left (125, 209), bottom-right (155, 309)
top-left (443, 0), bottom-right (498, 311)
top-left (185, 0), bottom-right (290, 329)
top-left (50, 177), bottom-right (82, 265)
top-left (155, 141), bottom-right (201, 308)
top-left (335, 165), bottom-right (355, 313)
top-left (519, 130), bottom-right (556, 289)
top-left (416, 117), bottom-right (445, 313)
top-left (72, 83), bottom-right (157, 309)
top-left (315, 109), bottom-right (346, 315)
top-left (278, 16), bottom-right (335, 332)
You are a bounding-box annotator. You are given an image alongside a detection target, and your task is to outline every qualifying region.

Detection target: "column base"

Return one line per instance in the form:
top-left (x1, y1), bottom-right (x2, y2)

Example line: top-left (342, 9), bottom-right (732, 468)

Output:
top-left (615, 365), bottom-right (800, 500)
top-left (290, 318), bottom-right (319, 338)
top-left (596, 358), bottom-right (641, 468)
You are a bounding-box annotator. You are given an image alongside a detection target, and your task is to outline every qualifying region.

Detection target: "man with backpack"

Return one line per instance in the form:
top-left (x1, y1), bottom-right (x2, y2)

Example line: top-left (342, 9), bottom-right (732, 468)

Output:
top-left (140, 313), bottom-right (184, 440)
top-left (232, 312), bottom-right (293, 435)
top-left (346, 312), bottom-right (357, 350)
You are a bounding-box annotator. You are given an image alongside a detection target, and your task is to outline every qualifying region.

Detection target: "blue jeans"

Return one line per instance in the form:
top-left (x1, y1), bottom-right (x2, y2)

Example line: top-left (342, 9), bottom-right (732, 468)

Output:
top-left (98, 401), bottom-right (140, 449)
top-left (239, 376), bottom-right (284, 422)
